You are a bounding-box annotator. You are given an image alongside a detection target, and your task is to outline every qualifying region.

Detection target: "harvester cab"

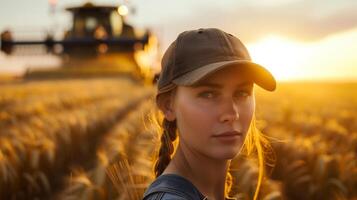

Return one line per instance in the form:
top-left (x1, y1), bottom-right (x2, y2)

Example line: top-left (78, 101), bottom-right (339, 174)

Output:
top-left (62, 2), bottom-right (143, 56)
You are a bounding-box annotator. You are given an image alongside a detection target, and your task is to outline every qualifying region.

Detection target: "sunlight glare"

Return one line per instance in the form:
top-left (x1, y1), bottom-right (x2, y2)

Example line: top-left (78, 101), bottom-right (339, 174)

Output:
top-left (247, 36), bottom-right (310, 81)
top-left (118, 5), bottom-right (129, 16)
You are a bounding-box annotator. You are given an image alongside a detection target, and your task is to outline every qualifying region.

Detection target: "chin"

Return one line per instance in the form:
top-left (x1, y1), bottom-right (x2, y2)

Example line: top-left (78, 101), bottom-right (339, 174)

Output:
top-left (212, 148), bottom-right (241, 160)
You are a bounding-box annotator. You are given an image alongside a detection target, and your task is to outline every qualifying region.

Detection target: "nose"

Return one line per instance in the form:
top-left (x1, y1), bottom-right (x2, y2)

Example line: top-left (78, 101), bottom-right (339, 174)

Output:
top-left (219, 98), bottom-right (239, 123)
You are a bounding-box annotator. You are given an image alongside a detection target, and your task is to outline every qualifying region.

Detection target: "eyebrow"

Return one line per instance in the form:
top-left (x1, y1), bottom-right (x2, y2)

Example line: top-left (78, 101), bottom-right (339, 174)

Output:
top-left (191, 81), bottom-right (253, 88)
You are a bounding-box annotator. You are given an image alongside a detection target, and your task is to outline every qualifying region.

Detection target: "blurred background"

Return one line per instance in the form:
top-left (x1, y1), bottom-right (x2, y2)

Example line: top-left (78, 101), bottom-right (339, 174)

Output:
top-left (0, 0), bottom-right (356, 199)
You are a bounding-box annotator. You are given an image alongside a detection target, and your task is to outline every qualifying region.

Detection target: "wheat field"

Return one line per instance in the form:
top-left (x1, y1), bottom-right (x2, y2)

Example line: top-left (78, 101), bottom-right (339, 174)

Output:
top-left (0, 79), bottom-right (356, 200)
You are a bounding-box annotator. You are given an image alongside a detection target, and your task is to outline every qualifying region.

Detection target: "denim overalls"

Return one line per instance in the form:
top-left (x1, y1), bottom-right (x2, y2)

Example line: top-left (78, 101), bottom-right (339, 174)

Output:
top-left (142, 174), bottom-right (237, 200)
top-left (142, 174), bottom-right (206, 200)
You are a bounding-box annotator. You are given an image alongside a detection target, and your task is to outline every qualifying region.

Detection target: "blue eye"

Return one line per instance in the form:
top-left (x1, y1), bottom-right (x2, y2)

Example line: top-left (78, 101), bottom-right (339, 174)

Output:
top-left (198, 91), bottom-right (217, 98)
top-left (235, 91), bottom-right (251, 98)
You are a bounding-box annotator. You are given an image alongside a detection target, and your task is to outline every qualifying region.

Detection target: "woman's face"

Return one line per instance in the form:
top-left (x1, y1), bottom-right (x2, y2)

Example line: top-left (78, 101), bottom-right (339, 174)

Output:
top-left (171, 65), bottom-right (255, 160)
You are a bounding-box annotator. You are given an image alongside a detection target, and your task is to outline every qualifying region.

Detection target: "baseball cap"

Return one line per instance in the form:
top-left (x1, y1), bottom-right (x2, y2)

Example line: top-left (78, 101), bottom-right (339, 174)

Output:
top-left (157, 28), bottom-right (276, 94)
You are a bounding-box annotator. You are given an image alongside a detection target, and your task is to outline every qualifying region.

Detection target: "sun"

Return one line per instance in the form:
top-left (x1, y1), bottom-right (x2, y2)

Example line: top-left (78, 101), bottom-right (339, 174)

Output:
top-left (247, 35), bottom-right (308, 81)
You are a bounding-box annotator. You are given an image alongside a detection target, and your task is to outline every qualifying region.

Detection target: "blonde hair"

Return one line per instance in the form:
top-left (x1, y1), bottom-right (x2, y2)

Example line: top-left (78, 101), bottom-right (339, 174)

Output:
top-left (239, 116), bottom-right (272, 200)
top-left (151, 89), bottom-right (273, 200)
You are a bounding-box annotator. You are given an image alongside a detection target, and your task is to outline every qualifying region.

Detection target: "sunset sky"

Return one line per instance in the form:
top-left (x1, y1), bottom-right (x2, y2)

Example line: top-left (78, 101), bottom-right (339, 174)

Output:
top-left (0, 0), bottom-right (356, 81)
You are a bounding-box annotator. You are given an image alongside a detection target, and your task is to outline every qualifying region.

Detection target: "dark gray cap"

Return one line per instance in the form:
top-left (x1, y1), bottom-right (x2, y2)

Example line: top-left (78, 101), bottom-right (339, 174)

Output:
top-left (157, 28), bottom-right (276, 94)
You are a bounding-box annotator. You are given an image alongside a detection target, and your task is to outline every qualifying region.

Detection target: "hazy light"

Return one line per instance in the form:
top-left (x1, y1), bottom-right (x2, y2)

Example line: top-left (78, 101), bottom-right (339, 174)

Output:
top-left (48, 0), bottom-right (57, 6)
top-left (247, 36), bottom-right (310, 81)
top-left (117, 5), bottom-right (129, 16)
top-left (247, 28), bottom-right (357, 82)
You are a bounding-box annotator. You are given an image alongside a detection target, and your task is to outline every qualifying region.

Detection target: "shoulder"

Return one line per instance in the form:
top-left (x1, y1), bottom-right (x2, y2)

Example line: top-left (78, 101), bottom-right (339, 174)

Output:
top-left (142, 174), bottom-right (205, 200)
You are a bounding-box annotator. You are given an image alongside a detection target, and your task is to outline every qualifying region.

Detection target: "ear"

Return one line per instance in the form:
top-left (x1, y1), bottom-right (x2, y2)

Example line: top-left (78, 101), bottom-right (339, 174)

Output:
top-left (156, 93), bottom-right (176, 121)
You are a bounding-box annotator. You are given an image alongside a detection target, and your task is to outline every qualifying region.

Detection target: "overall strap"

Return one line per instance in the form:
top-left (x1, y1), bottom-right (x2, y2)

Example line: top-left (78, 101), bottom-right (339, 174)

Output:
top-left (143, 174), bottom-right (206, 200)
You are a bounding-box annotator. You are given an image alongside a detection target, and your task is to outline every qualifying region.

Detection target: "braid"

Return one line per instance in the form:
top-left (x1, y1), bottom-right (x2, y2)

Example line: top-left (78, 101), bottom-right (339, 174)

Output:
top-left (154, 118), bottom-right (177, 177)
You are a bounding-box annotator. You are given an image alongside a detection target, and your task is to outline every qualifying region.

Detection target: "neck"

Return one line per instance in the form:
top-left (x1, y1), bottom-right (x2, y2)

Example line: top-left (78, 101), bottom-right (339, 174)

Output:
top-left (163, 142), bottom-right (230, 200)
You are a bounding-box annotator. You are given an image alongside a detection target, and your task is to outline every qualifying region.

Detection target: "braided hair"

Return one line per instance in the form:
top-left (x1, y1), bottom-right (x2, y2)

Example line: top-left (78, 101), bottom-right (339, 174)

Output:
top-left (153, 90), bottom-right (178, 178)
top-left (154, 118), bottom-right (177, 177)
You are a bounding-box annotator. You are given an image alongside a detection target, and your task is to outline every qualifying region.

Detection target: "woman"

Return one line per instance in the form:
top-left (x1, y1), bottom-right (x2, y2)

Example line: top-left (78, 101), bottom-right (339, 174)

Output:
top-left (143, 28), bottom-right (276, 200)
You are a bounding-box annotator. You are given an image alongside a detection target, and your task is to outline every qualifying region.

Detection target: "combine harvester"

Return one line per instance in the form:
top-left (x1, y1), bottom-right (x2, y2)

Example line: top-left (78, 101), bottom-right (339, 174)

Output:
top-left (0, 2), bottom-right (158, 83)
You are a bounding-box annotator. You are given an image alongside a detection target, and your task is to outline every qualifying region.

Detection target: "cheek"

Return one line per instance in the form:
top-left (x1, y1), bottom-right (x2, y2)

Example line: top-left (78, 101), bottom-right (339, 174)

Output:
top-left (175, 97), bottom-right (215, 137)
top-left (238, 97), bottom-right (255, 133)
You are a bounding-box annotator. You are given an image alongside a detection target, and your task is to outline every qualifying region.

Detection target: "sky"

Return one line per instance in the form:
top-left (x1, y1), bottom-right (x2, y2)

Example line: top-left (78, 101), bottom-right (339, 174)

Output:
top-left (0, 0), bottom-right (357, 81)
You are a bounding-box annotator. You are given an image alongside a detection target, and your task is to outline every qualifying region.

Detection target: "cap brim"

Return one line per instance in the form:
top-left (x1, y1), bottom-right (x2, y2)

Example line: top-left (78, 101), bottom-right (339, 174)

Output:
top-left (172, 60), bottom-right (276, 91)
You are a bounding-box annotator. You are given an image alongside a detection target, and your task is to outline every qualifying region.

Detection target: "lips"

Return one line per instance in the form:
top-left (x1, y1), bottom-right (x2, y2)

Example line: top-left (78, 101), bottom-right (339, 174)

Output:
top-left (213, 131), bottom-right (242, 137)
